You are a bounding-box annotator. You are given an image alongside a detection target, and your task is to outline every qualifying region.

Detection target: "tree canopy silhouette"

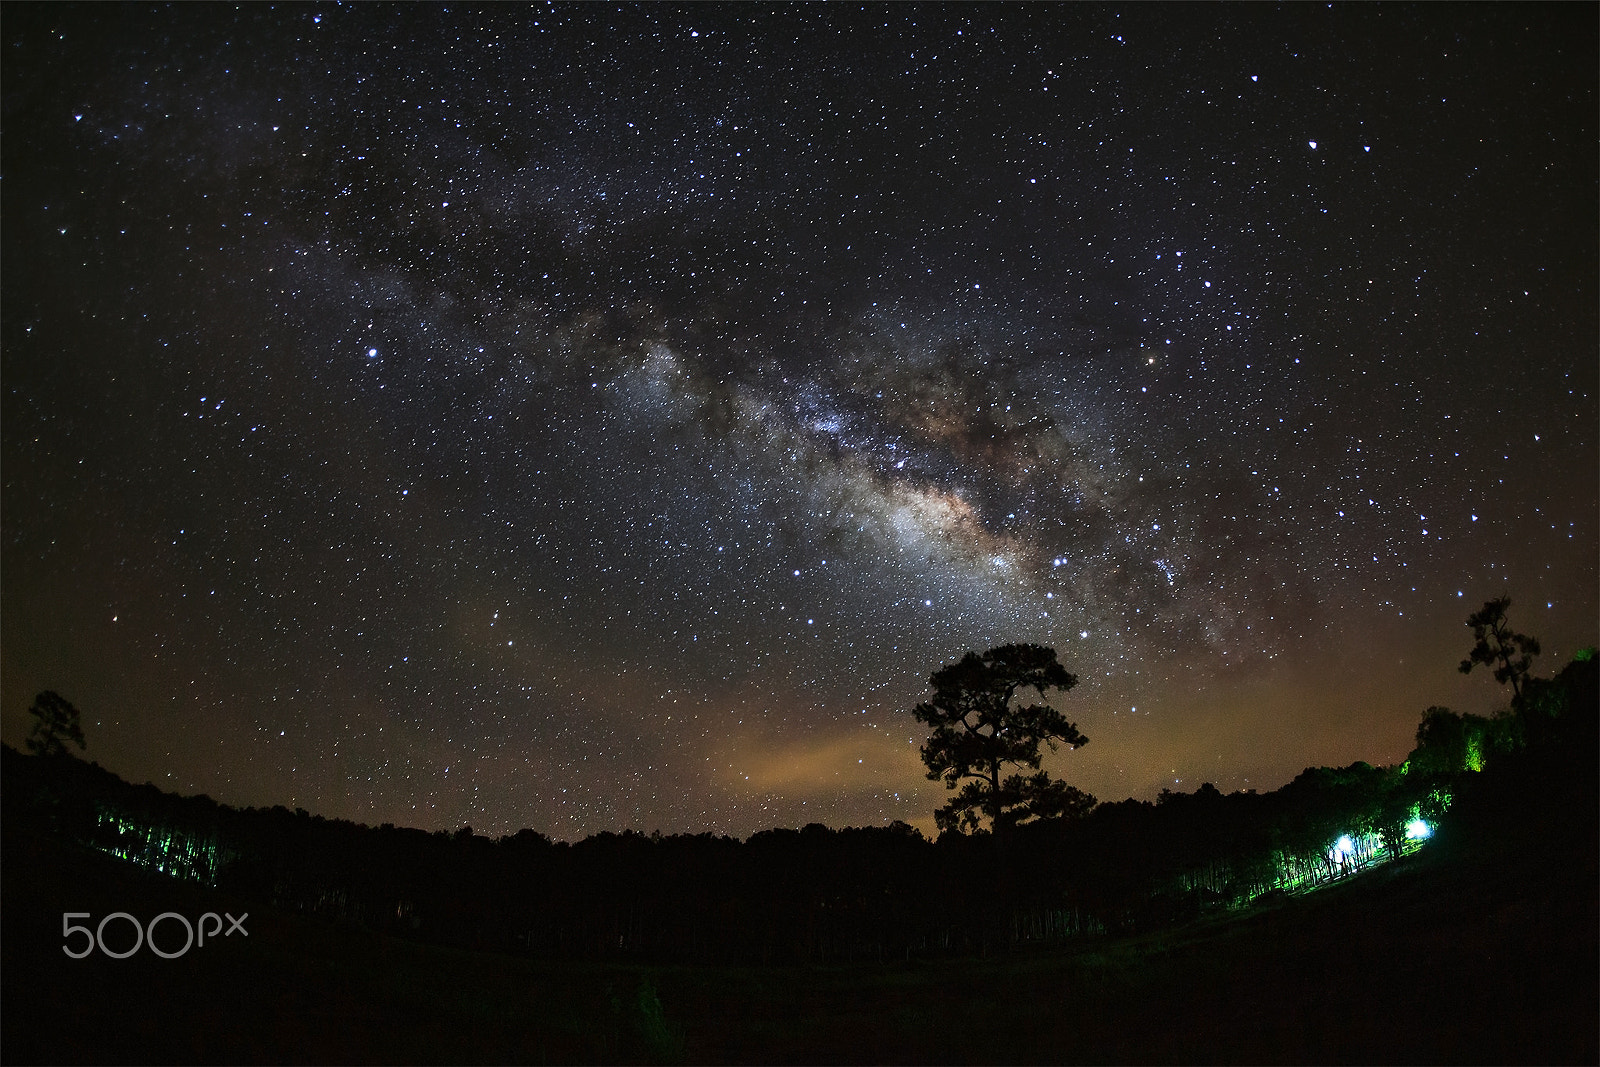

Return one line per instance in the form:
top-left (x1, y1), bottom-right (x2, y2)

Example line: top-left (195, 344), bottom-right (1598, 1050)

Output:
top-left (1459, 597), bottom-right (1540, 702)
top-left (26, 690), bottom-right (87, 758)
top-left (913, 644), bottom-right (1094, 834)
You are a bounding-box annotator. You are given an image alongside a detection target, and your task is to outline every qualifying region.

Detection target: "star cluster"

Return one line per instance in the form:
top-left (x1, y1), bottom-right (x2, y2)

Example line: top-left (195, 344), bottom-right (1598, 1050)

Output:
top-left (3, 5), bottom-right (1594, 838)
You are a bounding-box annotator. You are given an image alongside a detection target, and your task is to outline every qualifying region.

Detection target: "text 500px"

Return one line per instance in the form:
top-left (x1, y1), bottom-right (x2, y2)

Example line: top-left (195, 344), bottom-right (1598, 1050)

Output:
top-left (62, 911), bottom-right (248, 959)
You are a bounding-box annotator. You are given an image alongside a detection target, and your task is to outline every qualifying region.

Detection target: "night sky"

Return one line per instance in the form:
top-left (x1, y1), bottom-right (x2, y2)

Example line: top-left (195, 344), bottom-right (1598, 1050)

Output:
top-left (3, 3), bottom-right (1594, 840)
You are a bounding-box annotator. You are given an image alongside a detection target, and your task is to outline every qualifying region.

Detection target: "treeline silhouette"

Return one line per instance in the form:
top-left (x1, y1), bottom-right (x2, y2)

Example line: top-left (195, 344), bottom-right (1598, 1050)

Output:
top-left (5, 652), bottom-right (1593, 966)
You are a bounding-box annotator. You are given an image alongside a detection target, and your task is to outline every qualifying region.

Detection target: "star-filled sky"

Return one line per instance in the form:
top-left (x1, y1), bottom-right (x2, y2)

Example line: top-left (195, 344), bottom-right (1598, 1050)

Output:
top-left (4, 4), bottom-right (1595, 840)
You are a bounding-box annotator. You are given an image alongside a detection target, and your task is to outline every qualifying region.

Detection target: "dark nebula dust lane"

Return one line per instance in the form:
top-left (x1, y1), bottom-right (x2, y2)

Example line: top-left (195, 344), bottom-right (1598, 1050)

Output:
top-left (3, 4), bottom-right (1594, 839)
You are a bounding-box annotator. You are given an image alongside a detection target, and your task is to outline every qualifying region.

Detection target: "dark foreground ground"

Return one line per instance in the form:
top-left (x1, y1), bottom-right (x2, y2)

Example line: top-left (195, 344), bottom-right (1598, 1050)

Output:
top-left (3, 810), bottom-right (1594, 1067)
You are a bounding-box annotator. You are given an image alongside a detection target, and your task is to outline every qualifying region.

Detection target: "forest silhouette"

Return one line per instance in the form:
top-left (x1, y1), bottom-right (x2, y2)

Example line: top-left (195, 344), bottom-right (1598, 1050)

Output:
top-left (3, 602), bottom-right (1595, 1063)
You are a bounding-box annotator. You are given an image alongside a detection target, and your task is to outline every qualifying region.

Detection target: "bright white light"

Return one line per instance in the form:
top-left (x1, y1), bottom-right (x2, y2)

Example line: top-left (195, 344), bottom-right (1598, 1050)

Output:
top-left (1331, 834), bottom-right (1355, 859)
top-left (1405, 819), bottom-right (1432, 840)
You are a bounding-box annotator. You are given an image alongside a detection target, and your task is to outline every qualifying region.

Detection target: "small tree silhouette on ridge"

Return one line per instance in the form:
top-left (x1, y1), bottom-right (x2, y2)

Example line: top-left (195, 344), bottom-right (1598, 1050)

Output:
top-left (1460, 597), bottom-right (1540, 701)
top-left (26, 690), bottom-right (87, 758)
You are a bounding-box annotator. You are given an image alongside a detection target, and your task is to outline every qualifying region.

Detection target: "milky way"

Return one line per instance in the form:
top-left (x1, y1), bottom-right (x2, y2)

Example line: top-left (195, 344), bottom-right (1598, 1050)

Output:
top-left (4, 4), bottom-right (1594, 838)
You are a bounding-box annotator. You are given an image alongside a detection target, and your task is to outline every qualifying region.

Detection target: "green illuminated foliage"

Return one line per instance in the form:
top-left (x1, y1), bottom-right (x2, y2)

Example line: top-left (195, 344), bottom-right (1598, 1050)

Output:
top-left (1419, 786), bottom-right (1454, 820)
top-left (1407, 707), bottom-right (1499, 776)
top-left (90, 807), bottom-right (226, 885)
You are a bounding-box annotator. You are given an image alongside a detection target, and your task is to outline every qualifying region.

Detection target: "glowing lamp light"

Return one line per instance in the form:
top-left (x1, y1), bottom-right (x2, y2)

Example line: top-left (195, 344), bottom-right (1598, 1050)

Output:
top-left (1331, 834), bottom-right (1355, 859)
top-left (1405, 819), bottom-right (1432, 840)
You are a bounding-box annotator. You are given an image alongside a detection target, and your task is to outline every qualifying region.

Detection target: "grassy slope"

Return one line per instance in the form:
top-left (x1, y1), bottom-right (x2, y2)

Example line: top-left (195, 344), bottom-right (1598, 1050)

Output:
top-left (5, 809), bottom-right (1594, 1066)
